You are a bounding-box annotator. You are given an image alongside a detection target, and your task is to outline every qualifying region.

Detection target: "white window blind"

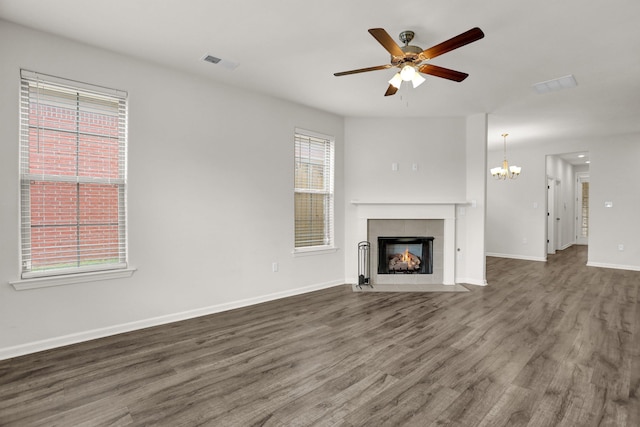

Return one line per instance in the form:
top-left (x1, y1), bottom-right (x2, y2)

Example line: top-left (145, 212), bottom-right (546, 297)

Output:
top-left (294, 129), bottom-right (334, 249)
top-left (19, 70), bottom-right (128, 278)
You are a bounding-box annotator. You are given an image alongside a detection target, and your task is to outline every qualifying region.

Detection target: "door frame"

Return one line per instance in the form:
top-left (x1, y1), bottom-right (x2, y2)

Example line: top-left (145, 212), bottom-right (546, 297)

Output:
top-left (547, 177), bottom-right (555, 254)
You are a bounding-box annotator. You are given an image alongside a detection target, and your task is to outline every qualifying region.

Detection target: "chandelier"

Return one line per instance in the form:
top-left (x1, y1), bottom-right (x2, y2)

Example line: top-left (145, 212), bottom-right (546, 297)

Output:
top-left (491, 133), bottom-right (521, 180)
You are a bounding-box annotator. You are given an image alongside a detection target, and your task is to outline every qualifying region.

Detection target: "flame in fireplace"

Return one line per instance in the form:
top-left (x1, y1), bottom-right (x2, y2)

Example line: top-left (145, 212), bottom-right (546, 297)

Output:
top-left (401, 247), bottom-right (418, 269)
top-left (402, 247), bottom-right (410, 262)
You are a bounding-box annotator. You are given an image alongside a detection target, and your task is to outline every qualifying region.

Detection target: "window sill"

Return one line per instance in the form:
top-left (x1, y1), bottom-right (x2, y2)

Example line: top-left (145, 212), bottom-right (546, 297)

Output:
top-left (292, 246), bottom-right (339, 257)
top-left (10, 268), bottom-right (137, 291)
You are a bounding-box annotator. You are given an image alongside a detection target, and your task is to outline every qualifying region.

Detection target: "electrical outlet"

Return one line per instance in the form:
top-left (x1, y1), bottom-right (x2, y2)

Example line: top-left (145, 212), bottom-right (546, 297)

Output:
top-left (618, 244), bottom-right (624, 251)
top-left (272, 262), bottom-right (279, 272)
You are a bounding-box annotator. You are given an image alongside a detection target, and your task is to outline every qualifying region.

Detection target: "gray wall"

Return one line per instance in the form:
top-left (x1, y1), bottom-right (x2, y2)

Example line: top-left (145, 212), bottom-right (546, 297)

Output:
top-left (486, 132), bottom-right (640, 270)
top-left (342, 115), bottom-right (488, 286)
top-left (0, 20), bottom-right (345, 357)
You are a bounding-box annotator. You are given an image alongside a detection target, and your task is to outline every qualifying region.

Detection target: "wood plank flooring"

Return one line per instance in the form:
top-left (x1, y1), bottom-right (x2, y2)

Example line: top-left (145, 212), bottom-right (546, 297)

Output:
top-left (1, 245), bottom-right (639, 426)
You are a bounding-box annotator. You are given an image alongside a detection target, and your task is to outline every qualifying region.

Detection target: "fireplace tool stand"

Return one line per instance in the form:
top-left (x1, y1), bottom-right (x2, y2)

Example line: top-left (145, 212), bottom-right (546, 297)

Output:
top-left (357, 241), bottom-right (373, 289)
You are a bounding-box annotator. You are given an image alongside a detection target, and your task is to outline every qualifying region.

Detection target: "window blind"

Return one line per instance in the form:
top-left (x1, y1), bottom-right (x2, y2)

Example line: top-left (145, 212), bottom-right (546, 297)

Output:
top-left (294, 130), bottom-right (334, 248)
top-left (19, 70), bottom-right (128, 278)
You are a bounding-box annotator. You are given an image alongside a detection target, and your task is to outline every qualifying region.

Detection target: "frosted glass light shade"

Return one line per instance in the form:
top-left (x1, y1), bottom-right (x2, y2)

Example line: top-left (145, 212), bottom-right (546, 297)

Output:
top-left (412, 73), bottom-right (426, 88)
top-left (388, 73), bottom-right (402, 89)
top-left (400, 65), bottom-right (416, 81)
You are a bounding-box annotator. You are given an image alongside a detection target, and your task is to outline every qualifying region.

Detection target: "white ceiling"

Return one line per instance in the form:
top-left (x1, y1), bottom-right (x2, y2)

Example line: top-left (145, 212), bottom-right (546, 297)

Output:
top-left (2, 0), bottom-right (639, 149)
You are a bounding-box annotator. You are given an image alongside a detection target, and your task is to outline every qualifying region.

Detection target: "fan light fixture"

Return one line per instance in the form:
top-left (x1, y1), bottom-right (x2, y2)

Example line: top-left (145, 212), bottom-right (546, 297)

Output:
top-left (334, 27), bottom-right (484, 97)
top-left (388, 65), bottom-right (426, 89)
top-left (491, 133), bottom-right (521, 180)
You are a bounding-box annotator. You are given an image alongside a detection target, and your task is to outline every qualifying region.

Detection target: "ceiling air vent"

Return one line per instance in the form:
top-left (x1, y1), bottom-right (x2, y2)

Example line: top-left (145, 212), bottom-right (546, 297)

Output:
top-left (201, 54), bottom-right (239, 70)
top-left (202, 55), bottom-right (221, 64)
top-left (532, 74), bottom-right (577, 94)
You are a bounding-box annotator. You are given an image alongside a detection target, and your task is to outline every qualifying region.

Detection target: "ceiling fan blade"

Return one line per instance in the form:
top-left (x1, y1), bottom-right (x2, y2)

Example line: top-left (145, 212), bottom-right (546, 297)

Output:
top-left (334, 64), bottom-right (392, 76)
top-left (368, 28), bottom-right (405, 57)
top-left (418, 64), bottom-right (469, 82)
top-left (384, 84), bottom-right (398, 96)
top-left (421, 27), bottom-right (484, 60)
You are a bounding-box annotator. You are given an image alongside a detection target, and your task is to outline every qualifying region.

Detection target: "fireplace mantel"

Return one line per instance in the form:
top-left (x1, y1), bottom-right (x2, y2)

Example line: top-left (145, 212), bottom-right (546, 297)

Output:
top-left (352, 201), bottom-right (459, 285)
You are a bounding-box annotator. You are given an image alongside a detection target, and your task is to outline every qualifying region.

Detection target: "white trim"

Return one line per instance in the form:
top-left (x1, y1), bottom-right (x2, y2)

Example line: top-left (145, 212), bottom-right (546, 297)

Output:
top-left (10, 268), bottom-right (137, 290)
top-left (559, 242), bottom-right (574, 251)
top-left (21, 69), bottom-right (128, 98)
top-left (456, 277), bottom-right (488, 286)
top-left (292, 246), bottom-right (339, 257)
top-left (351, 200), bottom-right (468, 205)
top-left (486, 253), bottom-right (547, 262)
top-left (0, 279), bottom-right (344, 360)
top-left (352, 202), bottom-right (457, 285)
top-left (294, 127), bottom-right (334, 142)
top-left (586, 262), bottom-right (640, 272)
top-left (345, 276), bottom-right (359, 285)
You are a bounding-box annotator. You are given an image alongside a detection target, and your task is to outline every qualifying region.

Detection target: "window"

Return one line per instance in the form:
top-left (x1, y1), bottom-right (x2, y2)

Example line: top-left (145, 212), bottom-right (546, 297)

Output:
top-left (580, 181), bottom-right (589, 238)
top-left (294, 129), bottom-right (334, 250)
top-left (19, 70), bottom-right (128, 279)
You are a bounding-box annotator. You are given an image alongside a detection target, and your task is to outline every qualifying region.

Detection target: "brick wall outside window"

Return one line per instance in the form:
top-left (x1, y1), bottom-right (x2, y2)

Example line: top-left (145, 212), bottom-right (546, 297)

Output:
top-left (20, 71), bottom-right (127, 276)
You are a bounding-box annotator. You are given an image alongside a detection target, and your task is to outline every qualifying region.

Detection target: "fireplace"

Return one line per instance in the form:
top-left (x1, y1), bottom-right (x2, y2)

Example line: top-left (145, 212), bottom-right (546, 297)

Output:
top-left (377, 236), bottom-right (434, 275)
top-left (366, 218), bottom-right (444, 285)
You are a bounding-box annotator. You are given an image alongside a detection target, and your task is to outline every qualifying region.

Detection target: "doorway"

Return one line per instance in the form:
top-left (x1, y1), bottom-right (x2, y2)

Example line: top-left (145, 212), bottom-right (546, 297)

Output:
top-left (545, 152), bottom-right (590, 257)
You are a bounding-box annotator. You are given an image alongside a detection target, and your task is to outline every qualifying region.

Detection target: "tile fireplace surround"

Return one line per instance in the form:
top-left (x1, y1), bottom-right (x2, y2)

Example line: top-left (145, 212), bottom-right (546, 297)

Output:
top-left (369, 219), bottom-right (443, 285)
top-left (351, 201), bottom-right (459, 285)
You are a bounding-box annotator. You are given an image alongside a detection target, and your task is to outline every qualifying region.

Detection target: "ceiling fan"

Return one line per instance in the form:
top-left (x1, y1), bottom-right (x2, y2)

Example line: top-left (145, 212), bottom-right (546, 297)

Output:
top-left (334, 27), bottom-right (484, 96)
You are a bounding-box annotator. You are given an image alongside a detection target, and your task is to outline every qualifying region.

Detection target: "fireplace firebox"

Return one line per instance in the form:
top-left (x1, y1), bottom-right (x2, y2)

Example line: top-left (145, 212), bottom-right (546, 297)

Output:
top-left (377, 236), bottom-right (434, 274)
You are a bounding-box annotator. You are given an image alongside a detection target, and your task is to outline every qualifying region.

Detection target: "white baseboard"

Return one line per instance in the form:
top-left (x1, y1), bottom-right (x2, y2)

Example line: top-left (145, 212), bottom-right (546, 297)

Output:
top-left (0, 279), bottom-right (344, 361)
top-left (486, 253), bottom-right (547, 262)
top-left (456, 277), bottom-right (488, 286)
top-left (586, 262), bottom-right (640, 272)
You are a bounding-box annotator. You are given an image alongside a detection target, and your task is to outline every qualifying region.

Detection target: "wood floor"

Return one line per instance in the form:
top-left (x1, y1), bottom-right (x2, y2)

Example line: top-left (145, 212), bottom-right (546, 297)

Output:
top-left (1, 246), bottom-right (638, 426)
